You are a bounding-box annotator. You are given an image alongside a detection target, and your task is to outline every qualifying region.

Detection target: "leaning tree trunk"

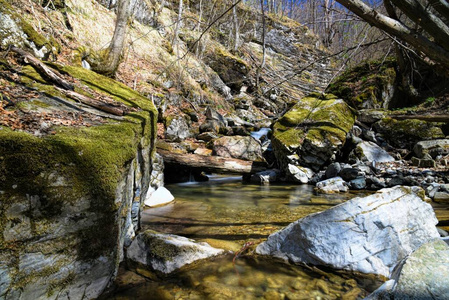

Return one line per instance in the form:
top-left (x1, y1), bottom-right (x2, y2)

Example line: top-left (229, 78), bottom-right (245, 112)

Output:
top-left (92, 0), bottom-right (131, 76)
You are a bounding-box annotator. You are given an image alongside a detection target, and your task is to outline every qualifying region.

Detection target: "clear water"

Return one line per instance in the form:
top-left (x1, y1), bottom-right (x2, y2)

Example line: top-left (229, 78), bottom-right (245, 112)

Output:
top-left (107, 176), bottom-right (449, 299)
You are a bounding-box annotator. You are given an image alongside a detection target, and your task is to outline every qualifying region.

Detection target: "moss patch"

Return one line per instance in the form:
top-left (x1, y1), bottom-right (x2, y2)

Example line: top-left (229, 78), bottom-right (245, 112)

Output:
top-left (326, 59), bottom-right (397, 109)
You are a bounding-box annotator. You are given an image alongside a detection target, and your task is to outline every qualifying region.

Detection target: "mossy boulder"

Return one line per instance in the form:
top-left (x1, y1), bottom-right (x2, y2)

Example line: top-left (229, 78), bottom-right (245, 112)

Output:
top-left (272, 94), bottom-right (355, 171)
top-left (327, 60), bottom-right (398, 109)
top-left (374, 118), bottom-right (445, 149)
top-left (0, 62), bottom-right (157, 299)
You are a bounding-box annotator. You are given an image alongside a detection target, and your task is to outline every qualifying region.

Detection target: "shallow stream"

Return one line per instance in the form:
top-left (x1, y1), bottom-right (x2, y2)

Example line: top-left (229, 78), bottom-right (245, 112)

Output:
top-left (108, 176), bottom-right (449, 299)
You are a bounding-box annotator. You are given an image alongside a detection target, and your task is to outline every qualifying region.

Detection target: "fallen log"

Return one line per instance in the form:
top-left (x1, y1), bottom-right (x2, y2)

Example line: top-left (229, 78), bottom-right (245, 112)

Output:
top-left (55, 87), bottom-right (127, 116)
top-left (390, 114), bottom-right (449, 123)
top-left (158, 149), bottom-right (267, 174)
top-left (11, 46), bottom-right (74, 90)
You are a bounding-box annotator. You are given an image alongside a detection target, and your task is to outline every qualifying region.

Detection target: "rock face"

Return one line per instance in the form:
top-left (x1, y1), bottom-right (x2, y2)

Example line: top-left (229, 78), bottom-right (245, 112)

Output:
top-left (0, 2), bottom-right (56, 59)
top-left (165, 116), bottom-right (193, 142)
top-left (213, 136), bottom-right (264, 161)
top-left (127, 230), bottom-right (225, 274)
top-left (271, 94), bottom-right (355, 172)
top-left (256, 186), bottom-right (440, 277)
top-left (0, 66), bottom-right (158, 299)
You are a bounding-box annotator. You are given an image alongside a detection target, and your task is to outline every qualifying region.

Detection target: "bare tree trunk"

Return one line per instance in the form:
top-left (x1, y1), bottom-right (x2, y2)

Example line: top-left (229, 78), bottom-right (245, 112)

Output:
top-left (172, 0), bottom-right (183, 48)
top-left (256, 0), bottom-right (266, 90)
top-left (92, 0), bottom-right (131, 76)
top-left (323, 0), bottom-right (334, 47)
top-left (196, 0), bottom-right (203, 32)
top-left (232, 0), bottom-right (240, 51)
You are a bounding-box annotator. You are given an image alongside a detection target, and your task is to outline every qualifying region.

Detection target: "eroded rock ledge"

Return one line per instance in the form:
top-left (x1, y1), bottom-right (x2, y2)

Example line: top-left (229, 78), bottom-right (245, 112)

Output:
top-left (0, 63), bottom-right (157, 299)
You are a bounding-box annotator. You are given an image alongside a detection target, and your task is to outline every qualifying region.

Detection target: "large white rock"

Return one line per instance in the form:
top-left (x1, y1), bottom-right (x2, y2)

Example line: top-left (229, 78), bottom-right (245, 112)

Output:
top-left (256, 186), bottom-right (440, 277)
top-left (127, 231), bottom-right (225, 274)
top-left (144, 187), bottom-right (174, 207)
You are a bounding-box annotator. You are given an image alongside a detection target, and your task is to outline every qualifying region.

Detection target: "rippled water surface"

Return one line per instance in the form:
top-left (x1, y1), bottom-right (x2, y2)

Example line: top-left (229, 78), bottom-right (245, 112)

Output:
top-left (107, 176), bottom-right (449, 299)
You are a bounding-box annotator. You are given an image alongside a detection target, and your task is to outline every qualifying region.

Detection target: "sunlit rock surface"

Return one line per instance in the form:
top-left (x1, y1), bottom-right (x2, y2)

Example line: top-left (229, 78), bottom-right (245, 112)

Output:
top-left (256, 186), bottom-right (440, 277)
top-left (127, 230), bottom-right (225, 274)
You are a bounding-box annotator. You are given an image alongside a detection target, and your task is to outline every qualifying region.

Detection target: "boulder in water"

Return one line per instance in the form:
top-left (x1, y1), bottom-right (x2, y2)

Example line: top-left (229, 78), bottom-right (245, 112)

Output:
top-left (367, 238), bottom-right (449, 299)
top-left (287, 164), bottom-right (314, 184)
top-left (256, 186), bottom-right (440, 277)
top-left (127, 231), bottom-right (225, 274)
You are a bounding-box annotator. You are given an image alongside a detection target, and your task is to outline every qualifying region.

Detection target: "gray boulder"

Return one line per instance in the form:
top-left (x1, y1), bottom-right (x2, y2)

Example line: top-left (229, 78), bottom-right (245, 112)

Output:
top-left (351, 141), bottom-right (395, 164)
top-left (271, 94), bottom-right (355, 171)
top-left (414, 139), bottom-right (449, 159)
top-left (249, 169), bottom-right (280, 185)
top-left (325, 162), bottom-right (341, 179)
top-left (256, 186), bottom-right (440, 277)
top-left (127, 231), bottom-right (225, 274)
top-left (212, 136), bottom-right (264, 161)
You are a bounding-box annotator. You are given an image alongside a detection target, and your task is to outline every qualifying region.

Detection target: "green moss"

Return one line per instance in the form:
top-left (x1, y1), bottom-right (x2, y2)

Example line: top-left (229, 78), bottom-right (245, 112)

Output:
top-left (1, 61), bottom-right (157, 260)
top-left (326, 59), bottom-right (397, 109)
top-left (272, 96), bottom-right (355, 169)
top-left (141, 231), bottom-right (196, 262)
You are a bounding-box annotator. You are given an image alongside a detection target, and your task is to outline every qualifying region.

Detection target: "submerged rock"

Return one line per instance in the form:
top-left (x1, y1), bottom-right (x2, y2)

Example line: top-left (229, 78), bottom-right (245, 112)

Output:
top-left (256, 186), bottom-right (439, 277)
top-left (271, 94), bottom-right (355, 171)
top-left (249, 169), bottom-right (280, 184)
top-left (127, 231), bottom-right (225, 274)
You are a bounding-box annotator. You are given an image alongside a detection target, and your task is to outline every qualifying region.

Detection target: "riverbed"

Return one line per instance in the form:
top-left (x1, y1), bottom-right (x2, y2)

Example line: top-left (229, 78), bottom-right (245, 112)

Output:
top-left (106, 176), bottom-right (449, 299)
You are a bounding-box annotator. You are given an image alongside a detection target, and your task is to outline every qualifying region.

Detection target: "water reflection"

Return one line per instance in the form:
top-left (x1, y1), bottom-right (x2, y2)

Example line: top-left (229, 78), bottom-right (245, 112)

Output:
top-left (141, 177), bottom-right (367, 250)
